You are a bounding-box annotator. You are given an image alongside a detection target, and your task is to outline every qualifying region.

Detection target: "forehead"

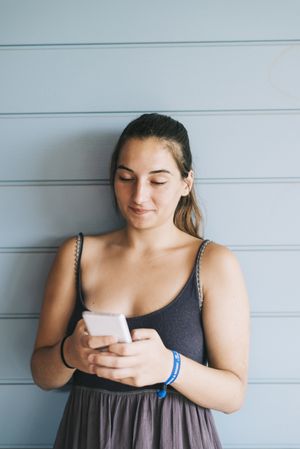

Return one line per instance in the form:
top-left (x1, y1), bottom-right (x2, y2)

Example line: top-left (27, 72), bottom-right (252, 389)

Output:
top-left (118, 137), bottom-right (178, 171)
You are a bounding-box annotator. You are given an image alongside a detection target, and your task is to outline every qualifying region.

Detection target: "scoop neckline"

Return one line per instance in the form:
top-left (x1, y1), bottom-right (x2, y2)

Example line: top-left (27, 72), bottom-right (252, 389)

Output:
top-left (78, 239), bottom-right (205, 320)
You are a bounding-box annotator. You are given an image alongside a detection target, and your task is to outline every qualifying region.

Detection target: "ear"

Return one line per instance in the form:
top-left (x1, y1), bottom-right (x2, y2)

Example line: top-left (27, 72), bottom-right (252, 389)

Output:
top-left (181, 170), bottom-right (194, 197)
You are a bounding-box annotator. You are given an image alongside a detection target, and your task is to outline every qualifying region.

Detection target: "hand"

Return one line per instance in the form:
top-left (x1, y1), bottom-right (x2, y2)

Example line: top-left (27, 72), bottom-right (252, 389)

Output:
top-left (63, 319), bottom-right (118, 373)
top-left (87, 328), bottom-right (174, 387)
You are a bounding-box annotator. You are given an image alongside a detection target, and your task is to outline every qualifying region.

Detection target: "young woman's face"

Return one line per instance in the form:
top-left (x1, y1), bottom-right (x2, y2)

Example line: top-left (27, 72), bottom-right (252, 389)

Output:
top-left (114, 137), bottom-right (192, 230)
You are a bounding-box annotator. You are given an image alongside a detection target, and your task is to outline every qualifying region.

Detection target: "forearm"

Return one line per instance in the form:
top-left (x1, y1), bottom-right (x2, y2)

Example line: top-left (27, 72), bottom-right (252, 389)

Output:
top-left (31, 337), bottom-right (75, 390)
top-left (171, 353), bottom-right (246, 414)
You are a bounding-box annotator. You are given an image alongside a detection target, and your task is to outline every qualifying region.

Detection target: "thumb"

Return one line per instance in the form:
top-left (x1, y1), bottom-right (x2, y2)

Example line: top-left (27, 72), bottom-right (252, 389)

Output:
top-left (131, 328), bottom-right (156, 341)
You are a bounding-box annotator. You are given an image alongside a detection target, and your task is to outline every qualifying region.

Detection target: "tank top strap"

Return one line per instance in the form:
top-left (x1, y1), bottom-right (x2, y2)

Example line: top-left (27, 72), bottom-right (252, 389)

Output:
top-left (74, 232), bottom-right (84, 292)
top-left (195, 239), bottom-right (213, 310)
top-left (73, 233), bottom-right (212, 310)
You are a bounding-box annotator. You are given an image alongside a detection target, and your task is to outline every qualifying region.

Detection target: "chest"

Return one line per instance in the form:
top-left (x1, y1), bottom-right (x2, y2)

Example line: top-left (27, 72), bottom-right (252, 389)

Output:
top-left (81, 251), bottom-right (198, 318)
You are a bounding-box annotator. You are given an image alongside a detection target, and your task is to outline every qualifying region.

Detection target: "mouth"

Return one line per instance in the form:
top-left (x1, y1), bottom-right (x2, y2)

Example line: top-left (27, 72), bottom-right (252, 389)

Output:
top-left (129, 206), bottom-right (153, 215)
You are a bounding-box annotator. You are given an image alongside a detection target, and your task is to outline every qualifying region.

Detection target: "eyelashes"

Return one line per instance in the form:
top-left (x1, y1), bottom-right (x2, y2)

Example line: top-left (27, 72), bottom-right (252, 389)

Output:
top-left (118, 177), bottom-right (167, 185)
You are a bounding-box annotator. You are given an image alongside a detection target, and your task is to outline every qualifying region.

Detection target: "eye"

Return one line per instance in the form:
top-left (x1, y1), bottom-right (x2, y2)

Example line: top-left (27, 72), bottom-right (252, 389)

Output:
top-left (118, 176), bottom-right (134, 182)
top-left (151, 181), bottom-right (167, 185)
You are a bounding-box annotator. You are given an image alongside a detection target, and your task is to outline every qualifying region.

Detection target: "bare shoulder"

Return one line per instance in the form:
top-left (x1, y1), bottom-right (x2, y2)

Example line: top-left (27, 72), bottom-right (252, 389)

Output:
top-left (78, 229), bottom-right (123, 264)
top-left (45, 234), bottom-right (79, 283)
top-left (201, 240), bottom-right (237, 268)
top-left (200, 240), bottom-right (247, 301)
top-left (51, 232), bottom-right (84, 279)
top-left (57, 233), bottom-right (78, 258)
top-left (80, 229), bottom-right (122, 246)
top-left (80, 231), bottom-right (114, 245)
top-left (46, 233), bottom-right (80, 297)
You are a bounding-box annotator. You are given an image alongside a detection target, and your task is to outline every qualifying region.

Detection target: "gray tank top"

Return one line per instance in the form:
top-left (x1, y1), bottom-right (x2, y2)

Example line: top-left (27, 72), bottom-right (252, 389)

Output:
top-left (66, 232), bottom-right (212, 392)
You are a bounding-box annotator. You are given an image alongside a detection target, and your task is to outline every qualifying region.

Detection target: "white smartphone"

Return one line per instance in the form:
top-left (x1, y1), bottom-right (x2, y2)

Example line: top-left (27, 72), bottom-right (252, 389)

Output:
top-left (82, 311), bottom-right (132, 344)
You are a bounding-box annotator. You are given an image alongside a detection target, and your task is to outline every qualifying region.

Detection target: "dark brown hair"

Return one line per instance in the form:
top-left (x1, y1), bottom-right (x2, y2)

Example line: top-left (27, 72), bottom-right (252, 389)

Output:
top-left (110, 113), bottom-right (203, 238)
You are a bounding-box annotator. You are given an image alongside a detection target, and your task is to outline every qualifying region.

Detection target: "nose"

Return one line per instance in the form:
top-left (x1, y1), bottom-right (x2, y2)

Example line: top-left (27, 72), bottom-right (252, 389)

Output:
top-left (132, 179), bottom-right (150, 204)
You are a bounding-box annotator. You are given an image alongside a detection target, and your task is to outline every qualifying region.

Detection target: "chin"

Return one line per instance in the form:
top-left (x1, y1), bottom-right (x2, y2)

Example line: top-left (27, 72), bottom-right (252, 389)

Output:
top-left (129, 220), bottom-right (154, 230)
top-left (124, 215), bottom-right (156, 230)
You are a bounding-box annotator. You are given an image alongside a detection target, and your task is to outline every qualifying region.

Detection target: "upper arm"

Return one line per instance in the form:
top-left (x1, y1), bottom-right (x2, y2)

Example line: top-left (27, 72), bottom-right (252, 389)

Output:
top-left (32, 235), bottom-right (78, 352)
top-left (201, 243), bottom-right (250, 387)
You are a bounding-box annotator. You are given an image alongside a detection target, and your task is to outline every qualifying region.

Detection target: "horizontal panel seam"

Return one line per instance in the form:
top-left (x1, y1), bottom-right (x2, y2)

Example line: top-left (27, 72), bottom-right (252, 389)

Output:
top-left (2, 108), bottom-right (300, 118)
top-left (1, 178), bottom-right (300, 186)
top-left (1, 39), bottom-right (300, 49)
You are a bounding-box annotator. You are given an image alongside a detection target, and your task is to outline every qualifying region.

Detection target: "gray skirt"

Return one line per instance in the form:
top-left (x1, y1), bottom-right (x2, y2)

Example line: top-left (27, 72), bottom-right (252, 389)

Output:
top-left (53, 385), bottom-right (223, 449)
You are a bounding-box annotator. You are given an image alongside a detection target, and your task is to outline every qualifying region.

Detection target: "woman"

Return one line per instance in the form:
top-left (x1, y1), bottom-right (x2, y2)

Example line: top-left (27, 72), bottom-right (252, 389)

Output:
top-left (31, 113), bottom-right (250, 449)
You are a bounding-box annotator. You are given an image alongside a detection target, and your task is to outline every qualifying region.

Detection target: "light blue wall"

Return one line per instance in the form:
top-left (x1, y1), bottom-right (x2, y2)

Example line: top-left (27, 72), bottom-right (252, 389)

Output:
top-left (1, 1), bottom-right (300, 448)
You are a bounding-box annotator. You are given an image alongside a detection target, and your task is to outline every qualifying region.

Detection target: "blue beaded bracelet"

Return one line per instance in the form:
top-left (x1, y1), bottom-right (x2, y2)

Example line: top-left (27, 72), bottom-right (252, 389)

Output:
top-left (156, 350), bottom-right (181, 399)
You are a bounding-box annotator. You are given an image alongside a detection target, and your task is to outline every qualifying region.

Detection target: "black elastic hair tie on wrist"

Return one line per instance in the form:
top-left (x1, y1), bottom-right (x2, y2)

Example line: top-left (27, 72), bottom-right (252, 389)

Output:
top-left (60, 335), bottom-right (75, 369)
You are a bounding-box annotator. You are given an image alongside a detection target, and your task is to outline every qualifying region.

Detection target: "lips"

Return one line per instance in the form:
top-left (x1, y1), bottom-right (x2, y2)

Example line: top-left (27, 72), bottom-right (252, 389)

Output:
top-left (129, 206), bottom-right (153, 214)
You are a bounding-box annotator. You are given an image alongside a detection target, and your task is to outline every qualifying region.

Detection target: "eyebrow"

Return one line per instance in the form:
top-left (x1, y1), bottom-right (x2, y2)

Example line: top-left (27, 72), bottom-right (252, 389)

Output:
top-left (117, 164), bottom-right (172, 175)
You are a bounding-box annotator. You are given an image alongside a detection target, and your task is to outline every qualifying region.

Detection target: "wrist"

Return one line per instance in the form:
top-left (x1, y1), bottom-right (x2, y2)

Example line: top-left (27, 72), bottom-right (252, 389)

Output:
top-left (157, 350), bottom-right (181, 399)
top-left (60, 335), bottom-right (76, 370)
top-left (162, 349), bottom-right (174, 383)
top-left (169, 353), bottom-right (184, 387)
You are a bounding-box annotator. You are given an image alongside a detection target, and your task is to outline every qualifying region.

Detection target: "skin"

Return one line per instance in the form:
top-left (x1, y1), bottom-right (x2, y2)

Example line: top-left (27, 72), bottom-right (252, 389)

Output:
top-left (31, 137), bottom-right (250, 414)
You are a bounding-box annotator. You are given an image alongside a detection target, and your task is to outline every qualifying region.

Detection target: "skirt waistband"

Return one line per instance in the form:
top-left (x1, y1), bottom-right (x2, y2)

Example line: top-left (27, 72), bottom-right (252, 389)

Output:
top-left (72, 384), bottom-right (181, 397)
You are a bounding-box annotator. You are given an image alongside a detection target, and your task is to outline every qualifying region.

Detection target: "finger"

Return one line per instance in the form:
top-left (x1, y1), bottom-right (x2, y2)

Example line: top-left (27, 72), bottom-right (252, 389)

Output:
top-left (108, 339), bottom-right (146, 355)
top-left (116, 377), bottom-right (135, 386)
top-left (88, 353), bottom-right (138, 368)
top-left (81, 333), bottom-right (109, 349)
top-left (92, 366), bottom-right (134, 381)
top-left (77, 319), bottom-right (87, 332)
top-left (80, 333), bottom-right (91, 348)
top-left (88, 335), bottom-right (118, 349)
top-left (131, 328), bottom-right (157, 341)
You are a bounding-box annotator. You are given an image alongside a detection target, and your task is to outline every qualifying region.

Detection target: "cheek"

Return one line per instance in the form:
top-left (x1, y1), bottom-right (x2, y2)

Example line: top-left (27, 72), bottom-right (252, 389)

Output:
top-left (156, 185), bottom-right (182, 205)
top-left (114, 182), bottom-right (129, 199)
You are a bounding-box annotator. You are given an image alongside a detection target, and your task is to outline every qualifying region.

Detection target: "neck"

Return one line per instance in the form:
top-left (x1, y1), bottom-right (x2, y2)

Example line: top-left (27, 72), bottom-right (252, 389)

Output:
top-left (121, 222), bottom-right (186, 253)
